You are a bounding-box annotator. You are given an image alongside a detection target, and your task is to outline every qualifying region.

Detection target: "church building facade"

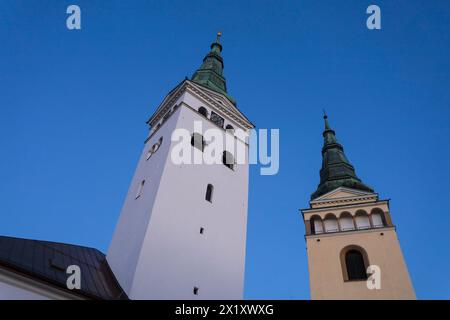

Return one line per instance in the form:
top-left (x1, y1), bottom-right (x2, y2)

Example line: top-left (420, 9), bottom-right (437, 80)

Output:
top-left (0, 35), bottom-right (253, 300)
top-left (0, 35), bottom-right (416, 300)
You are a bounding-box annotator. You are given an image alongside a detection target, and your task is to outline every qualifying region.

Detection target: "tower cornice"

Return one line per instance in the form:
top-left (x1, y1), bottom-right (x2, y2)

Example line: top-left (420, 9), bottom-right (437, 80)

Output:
top-left (147, 80), bottom-right (254, 131)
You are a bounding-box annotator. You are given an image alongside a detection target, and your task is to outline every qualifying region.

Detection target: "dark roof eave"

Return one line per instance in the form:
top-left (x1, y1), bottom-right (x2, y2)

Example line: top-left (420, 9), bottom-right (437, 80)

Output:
top-left (0, 236), bottom-right (129, 300)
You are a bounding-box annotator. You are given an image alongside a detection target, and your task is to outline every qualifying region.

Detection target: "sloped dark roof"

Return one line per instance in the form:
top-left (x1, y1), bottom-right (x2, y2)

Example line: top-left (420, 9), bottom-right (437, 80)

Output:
top-left (311, 114), bottom-right (374, 200)
top-left (0, 236), bottom-right (128, 300)
top-left (191, 34), bottom-right (237, 105)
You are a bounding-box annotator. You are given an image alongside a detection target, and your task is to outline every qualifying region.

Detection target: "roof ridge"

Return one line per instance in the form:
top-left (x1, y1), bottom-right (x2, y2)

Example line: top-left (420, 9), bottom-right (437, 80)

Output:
top-left (0, 235), bottom-right (104, 256)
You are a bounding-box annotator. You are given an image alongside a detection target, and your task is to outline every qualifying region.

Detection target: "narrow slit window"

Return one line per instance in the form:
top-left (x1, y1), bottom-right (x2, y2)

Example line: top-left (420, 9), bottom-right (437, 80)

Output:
top-left (146, 149), bottom-right (153, 160)
top-left (193, 287), bottom-right (199, 295)
top-left (136, 180), bottom-right (145, 199)
top-left (200, 227), bottom-right (204, 234)
top-left (205, 184), bottom-right (213, 202)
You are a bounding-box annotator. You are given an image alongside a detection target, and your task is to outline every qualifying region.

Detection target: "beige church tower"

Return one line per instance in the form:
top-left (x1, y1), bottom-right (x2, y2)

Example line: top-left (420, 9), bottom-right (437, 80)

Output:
top-left (301, 114), bottom-right (415, 300)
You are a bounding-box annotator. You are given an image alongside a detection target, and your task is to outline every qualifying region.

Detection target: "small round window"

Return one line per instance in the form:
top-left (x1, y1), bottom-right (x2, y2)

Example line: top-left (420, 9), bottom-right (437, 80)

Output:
top-left (146, 137), bottom-right (163, 160)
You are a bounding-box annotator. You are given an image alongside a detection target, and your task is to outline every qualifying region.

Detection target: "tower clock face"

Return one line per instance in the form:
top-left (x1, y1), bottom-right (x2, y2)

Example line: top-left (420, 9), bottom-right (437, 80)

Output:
top-left (210, 112), bottom-right (224, 128)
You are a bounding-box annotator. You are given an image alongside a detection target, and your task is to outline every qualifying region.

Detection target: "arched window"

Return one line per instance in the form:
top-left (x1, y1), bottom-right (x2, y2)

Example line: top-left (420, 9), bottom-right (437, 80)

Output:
top-left (136, 180), bottom-right (145, 199)
top-left (191, 133), bottom-right (205, 151)
top-left (345, 249), bottom-right (368, 280)
top-left (152, 137), bottom-right (163, 153)
top-left (370, 208), bottom-right (386, 228)
top-left (355, 210), bottom-right (371, 229)
top-left (339, 212), bottom-right (355, 231)
top-left (222, 151), bottom-right (234, 170)
top-left (205, 184), bottom-right (213, 202)
top-left (211, 112), bottom-right (224, 128)
top-left (324, 214), bottom-right (339, 233)
top-left (225, 124), bottom-right (235, 132)
top-left (310, 215), bottom-right (324, 235)
top-left (198, 107), bottom-right (208, 118)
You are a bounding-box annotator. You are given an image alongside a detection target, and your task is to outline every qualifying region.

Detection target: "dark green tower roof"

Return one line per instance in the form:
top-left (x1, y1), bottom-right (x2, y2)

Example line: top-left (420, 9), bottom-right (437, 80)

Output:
top-left (191, 33), bottom-right (236, 105)
top-left (311, 114), bottom-right (374, 200)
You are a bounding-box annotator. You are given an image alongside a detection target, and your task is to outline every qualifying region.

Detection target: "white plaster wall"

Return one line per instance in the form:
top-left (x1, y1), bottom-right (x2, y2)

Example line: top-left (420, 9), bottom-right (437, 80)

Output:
top-left (107, 93), bottom-right (186, 294)
top-left (108, 90), bottom-right (250, 300)
top-left (0, 268), bottom-right (80, 300)
top-left (0, 280), bottom-right (51, 300)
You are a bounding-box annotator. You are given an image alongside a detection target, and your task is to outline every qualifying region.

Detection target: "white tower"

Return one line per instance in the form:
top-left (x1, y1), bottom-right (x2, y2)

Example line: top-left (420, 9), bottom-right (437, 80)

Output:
top-left (107, 35), bottom-right (254, 300)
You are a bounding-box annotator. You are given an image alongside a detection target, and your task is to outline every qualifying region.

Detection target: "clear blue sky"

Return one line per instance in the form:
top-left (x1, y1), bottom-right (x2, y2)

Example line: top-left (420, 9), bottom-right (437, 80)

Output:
top-left (0, 0), bottom-right (449, 299)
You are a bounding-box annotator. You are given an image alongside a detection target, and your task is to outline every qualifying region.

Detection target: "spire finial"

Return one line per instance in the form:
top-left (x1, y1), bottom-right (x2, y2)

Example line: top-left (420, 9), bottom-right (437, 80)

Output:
top-left (323, 109), bottom-right (331, 130)
top-left (210, 32), bottom-right (223, 53)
